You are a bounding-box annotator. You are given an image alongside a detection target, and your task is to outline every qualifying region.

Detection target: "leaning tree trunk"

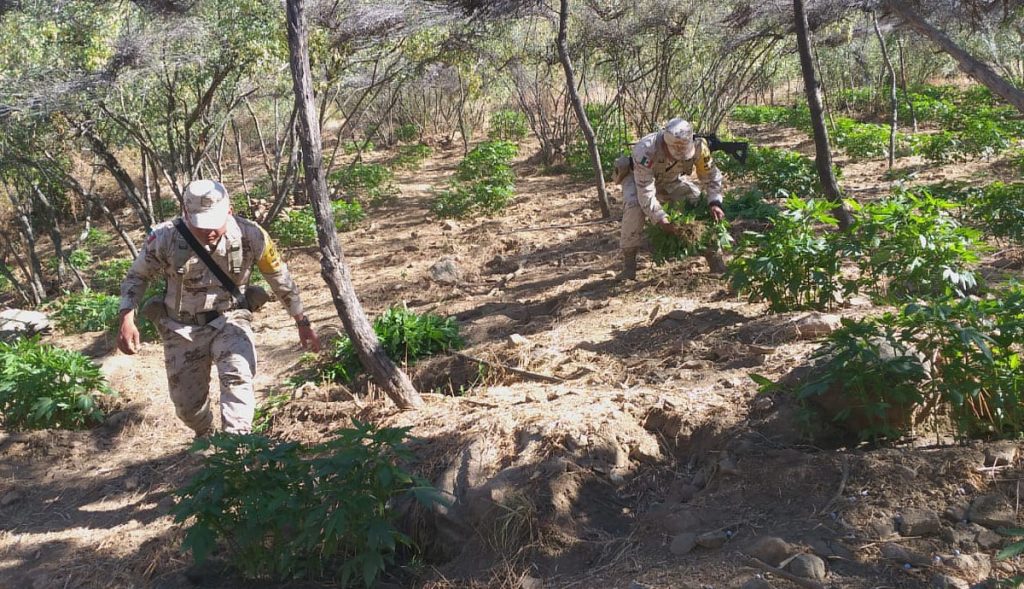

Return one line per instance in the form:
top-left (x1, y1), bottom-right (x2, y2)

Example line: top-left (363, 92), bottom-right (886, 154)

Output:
top-left (285, 0), bottom-right (423, 410)
top-left (885, 1), bottom-right (1024, 114)
top-left (873, 12), bottom-right (898, 171)
top-left (557, 0), bottom-right (611, 219)
top-left (793, 0), bottom-right (854, 230)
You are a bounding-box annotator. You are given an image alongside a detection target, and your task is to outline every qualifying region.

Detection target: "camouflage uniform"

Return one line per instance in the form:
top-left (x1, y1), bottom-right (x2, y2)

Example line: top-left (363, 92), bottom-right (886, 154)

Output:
top-left (120, 215), bottom-right (304, 434)
top-left (620, 131), bottom-right (724, 251)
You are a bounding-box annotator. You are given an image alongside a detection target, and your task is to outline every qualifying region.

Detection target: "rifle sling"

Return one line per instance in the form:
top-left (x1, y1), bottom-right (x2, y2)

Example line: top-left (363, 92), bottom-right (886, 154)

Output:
top-left (173, 219), bottom-right (251, 312)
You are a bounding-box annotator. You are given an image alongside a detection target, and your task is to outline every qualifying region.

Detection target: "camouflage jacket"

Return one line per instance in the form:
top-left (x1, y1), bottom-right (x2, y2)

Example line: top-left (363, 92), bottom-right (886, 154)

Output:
top-left (631, 131), bottom-right (725, 224)
top-left (119, 216), bottom-right (304, 320)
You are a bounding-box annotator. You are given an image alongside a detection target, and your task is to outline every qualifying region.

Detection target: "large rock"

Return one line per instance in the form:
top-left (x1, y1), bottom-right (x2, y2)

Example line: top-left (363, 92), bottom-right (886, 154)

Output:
top-left (930, 574), bottom-right (969, 589)
top-left (670, 533), bottom-right (698, 555)
top-left (745, 536), bottom-right (794, 567)
top-left (0, 309), bottom-right (50, 341)
top-left (899, 508), bottom-right (941, 536)
top-left (880, 543), bottom-right (932, 567)
top-left (740, 578), bottom-right (775, 589)
top-left (697, 530), bottom-right (729, 549)
top-left (947, 553), bottom-right (991, 581)
top-left (968, 494), bottom-right (1016, 529)
top-left (429, 257), bottom-right (462, 285)
top-left (786, 554), bottom-right (826, 581)
top-left (776, 312), bottom-right (841, 341)
top-left (984, 441), bottom-right (1019, 467)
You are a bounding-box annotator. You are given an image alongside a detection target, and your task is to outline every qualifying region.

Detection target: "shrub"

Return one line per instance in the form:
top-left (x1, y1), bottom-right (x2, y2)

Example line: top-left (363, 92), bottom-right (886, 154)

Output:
top-left (321, 306), bottom-right (462, 383)
top-left (743, 147), bottom-right (824, 198)
top-left (731, 104), bottom-right (810, 129)
top-left (329, 163), bottom-right (398, 206)
top-left (488, 109), bottom-right (529, 142)
top-left (965, 182), bottom-right (1024, 244)
top-left (252, 391), bottom-right (290, 434)
top-left (92, 258), bottom-right (133, 295)
top-left (270, 209), bottom-right (317, 246)
top-left (0, 337), bottom-right (114, 430)
top-left (172, 421), bottom-right (444, 584)
top-left (566, 103), bottom-right (631, 179)
top-left (722, 189), bottom-right (780, 221)
top-left (431, 141), bottom-right (518, 219)
top-left (392, 143), bottom-right (432, 170)
top-left (848, 190), bottom-right (982, 300)
top-left (394, 122), bottom-right (420, 143)
top-left (342, 139), bottom-right (376, 154)
top-left (830, 117), bottom-right (916, 160)
top-left (728, 197), bottom-right (846, 312)
top-left (51, 291), bottom-right (120, 333)
top-left (332, 199), bottom-right (365, 232)
top-left (646, 200), bottom-right (732, 264)
top-left (84, 228), bottom-right (113, 248)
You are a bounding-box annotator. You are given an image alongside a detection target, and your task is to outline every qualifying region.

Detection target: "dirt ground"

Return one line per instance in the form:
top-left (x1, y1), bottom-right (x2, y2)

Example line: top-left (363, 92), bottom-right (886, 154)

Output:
top-left (1, 121), bottom-right (1023, 589)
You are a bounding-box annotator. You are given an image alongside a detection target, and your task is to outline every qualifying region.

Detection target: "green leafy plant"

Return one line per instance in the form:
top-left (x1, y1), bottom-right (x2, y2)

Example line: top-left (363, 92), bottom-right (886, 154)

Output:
top-left (722, 189), bottom-right (780, 221)
top-left (270, 208), bottom-right (318, 246)
top-left (84, 227), bottom-right (113, 248)
top-left (488, 109), bottom-right (529, 142)
top-left (431, 140), bottom-right (518, 219)
top-left (321, 306), bottom-right (462, 383)
top-left (329, 162), bottom-right (398, 206)
top-left (92, 258), bottom-right (133, 295)
top-left (566, 103), bottom-right (631, 179)
top-left (392, 143), bottom-right (432, 170)
top-left (394, 122), bottom-right (420, 143)
top-left (735, 147), bottom-right (825, 198)
top-left (252, 391), bottom-right (291, 434)
top-left (50, 291), bottom-right (120, 333)
top-left (0, 337), bottom-right (114, 430)
top-left (646, 200), bottom-right (732, 264)
top-left (965, 181), bottom-right (1024, 244)
top-left (728, 197), bottom-right (846, 312)
top-left (332, 199), bottom-right (365, 232)
top-left (172, 421), bottom-right (445, 585)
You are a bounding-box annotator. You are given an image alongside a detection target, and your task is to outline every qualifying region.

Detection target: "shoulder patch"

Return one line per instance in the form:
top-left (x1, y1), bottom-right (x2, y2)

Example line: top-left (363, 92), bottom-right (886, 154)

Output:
top-left (638, 155), bottom-right (654, 169)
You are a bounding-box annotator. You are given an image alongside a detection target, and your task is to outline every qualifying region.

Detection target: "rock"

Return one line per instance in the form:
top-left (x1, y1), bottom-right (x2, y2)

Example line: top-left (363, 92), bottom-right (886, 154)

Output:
top-left (441, 219), bottom-right (459, 232)
top-left (0, 308), bottom-right (51, 337)
top-left (869, 517), bottom-right (899, 540)
top-left (680, 359), bottom-right (707, 370)
top-left (899, 508), bottom-right (942, 536)
top-left (778, 312), bottom-right (841, 341)
top-left (947, 553), bottom-right (991, 580)
top-left (629, 582), bottom-right (655, 589)
top-left (976, 528), bottom-right (1003, 550)
top-left (943, 504), bottom-right (969, 523)
top-left (745, 536), bottom-right (794, 567)
top-left (740, 578), bottom-right (775, 589)
top-left (697, 530), bottom-right (729, 549)
top-left (666, 481), bottom-right (698, 504)
top-left (718, 455), bottom-right (739, 476)
top-left (666, 309), bottom-right (691, 322)
top-left (660, 511), bottom-right (702, 535)
top-left (786, 554), bottom-right (826, 580)
top-left (880, 543), bottom-right (932, 567)
top-left (942, 523), bottom-right (979, 549)
top-left (520, 576), bottom-right (544, 589)
top-left (670, 533), bottom-right (698, 555)
top-left (1, 490), bottom-right (23, 507)
top-left (508, 333), bottom-right (531, 347)
top-left (931, 574), bottom-right (969, 589)
top-left (429, 257), bottom-right (461, 285)
top-left (984, 441), bottom-right (1018, 467)
top-left (968, 494), bottom-right (1017, 529)
top-left (752, 396), bottom-right (774, 412)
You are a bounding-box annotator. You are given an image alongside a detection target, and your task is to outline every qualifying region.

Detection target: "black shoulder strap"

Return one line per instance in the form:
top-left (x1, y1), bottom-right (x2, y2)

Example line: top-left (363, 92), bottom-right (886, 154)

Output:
top-left (174, 219), bottom-right (250, 311)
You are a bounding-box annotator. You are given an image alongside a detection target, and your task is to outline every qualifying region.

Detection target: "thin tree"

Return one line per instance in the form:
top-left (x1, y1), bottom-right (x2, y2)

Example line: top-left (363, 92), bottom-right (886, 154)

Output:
top-left (556, 0), bottom-right (611, 218)
top-left (793, 0), bottom-right (854, 229)
top-left (285, 0), bottom-right (423, 410)
top-left (872, 11), bottom-right (898, 171)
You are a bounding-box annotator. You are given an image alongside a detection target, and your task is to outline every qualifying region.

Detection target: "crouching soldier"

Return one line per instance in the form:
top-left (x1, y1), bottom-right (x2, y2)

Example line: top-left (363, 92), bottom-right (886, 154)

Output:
top-left (117, 179), bottom-right (320, 437)
top-left (615, 118), bottom-right (728, 280)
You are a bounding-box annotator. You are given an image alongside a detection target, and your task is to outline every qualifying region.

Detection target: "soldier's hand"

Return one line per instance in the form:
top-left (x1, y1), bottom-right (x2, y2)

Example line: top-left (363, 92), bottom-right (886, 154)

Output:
top-left (709, 202), bottom-right (725, 222)
top-left (657, 218), bottom-right (681, 236)
top-left (297, 321), bottom-right (321, 352)
top-left (117, 314), bottom-right (141, 355)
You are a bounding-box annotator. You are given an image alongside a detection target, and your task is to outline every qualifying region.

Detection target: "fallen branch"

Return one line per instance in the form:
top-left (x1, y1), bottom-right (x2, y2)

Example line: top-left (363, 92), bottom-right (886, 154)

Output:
top-left (453, 351), bottom-right (565, 383)
top-left (817, 456), bottom-right (850, 516)
top-left (498, 219), bottom-right (615, 235)
top-left (743, 556), bottom-right (826, 589)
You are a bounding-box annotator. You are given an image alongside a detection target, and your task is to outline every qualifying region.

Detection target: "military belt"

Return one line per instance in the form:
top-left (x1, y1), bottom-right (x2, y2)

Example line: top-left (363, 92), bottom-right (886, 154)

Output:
top-left (176, 310), bottom-right (223, 326)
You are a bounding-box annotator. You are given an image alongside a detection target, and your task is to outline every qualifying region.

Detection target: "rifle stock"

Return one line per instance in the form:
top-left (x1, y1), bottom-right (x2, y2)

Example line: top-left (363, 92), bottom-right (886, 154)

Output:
top-left (696, 133), bottom-right (749, 164)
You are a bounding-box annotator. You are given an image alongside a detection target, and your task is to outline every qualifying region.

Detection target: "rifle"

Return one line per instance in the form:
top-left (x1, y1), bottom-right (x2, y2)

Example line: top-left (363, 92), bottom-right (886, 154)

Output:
top-left (696, 133), bottom-right (749, 164)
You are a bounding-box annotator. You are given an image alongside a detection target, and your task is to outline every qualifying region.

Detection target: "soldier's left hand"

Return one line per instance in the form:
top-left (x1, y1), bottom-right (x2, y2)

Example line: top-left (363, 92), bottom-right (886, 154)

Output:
top-left (298, 322), bottom-right (321, 352)
top-left (709, 203), bottom-right (725, 222)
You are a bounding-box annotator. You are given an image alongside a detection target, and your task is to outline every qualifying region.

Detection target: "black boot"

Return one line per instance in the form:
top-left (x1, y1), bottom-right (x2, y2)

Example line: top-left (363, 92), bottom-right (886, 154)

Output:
top-left (620, 249), bottom-right (638, 281)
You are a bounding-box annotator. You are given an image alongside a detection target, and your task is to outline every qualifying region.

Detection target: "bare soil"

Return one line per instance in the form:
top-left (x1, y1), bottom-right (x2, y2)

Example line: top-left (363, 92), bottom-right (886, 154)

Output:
top-left (1, 124), bottom-right (1023, 589)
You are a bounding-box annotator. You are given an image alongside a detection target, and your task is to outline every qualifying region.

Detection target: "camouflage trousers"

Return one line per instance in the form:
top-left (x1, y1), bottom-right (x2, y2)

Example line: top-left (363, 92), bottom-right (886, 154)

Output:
top-left (160, 310), bottom-right (257, 435)
top-left (620, 175), bottom-right (702, 250)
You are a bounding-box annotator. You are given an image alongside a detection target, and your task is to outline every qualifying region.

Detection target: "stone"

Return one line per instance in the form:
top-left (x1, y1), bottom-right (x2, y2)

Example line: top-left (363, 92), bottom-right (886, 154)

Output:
top-left (680, 359), bottom-right (707, 370)
top-left (752, 396), bottom-right (774, 412)
top-left (899, 507), bottom-right (942, 536)
top-left (718, 455), bottom-right (739, 476)
top-left (697, 530), bottom-right (729, 549)
top-left (441, 219), bottom-right (459, 232)
top-left (778, 312), bottom-right (842, 341)
top-left (508, 333), bottom-right (531, 347)
top-left (0, 308), bottom-right (51, 337)
top-left (745, 536), bottom-right (794, 567)
top-left (968, 494), bottom-right (1017, 529)
top-left (984, 441), bottom-right (1018, 467)
top-left (429, 257), bottom-right (461, 285)
top-left (786, 554), bottom-right (826, 580)
top-left (740, 578), bottom-right (775, 589)
top-left (869, 517), bottom-right (899, 540)
top-left (943, 504), bottom-right (969, 523)
top-left (930, 574), bottom-right (969, 589)
top-left (947, 553), bottom-right (991, 580)
top-left (976, 528), bottom-right (1002, 550)
top-left (660, 511), bottom-right (702, 535)
top-left (520, 576), bottom-right (544, 589)
top-left (941, 524), bottom-right (978, 549)
top-left (670, 533), bottom-right (698, 555)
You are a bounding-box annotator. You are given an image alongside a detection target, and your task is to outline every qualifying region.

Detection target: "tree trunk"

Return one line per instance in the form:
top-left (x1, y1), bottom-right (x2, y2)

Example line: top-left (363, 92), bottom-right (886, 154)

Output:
top-left (895, 36), bottom-right (918, 132)
top-left (793, 0), bottom-right (854, 229)
top-left (556, 0), bottom-right (611, 219)
top-left (873, 12), bottom-right (898, 170)
top-left (885, 0), bottom-right (1024, 114)
top-left (81, 126), bottom-right (156, 231)
top-left (284, 0), bottom-right (423, 410)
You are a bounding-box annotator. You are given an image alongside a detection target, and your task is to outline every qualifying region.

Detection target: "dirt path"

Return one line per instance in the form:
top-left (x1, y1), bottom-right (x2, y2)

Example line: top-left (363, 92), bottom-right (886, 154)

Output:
top-left (1, 131), bottom-right (1023, 589)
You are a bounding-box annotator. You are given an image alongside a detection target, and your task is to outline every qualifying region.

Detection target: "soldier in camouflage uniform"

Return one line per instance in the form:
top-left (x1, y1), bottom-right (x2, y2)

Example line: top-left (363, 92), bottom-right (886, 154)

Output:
top-left (117, 179), bottom-right (320, 436)
top-left (615, 118), bottom-right (727, 280)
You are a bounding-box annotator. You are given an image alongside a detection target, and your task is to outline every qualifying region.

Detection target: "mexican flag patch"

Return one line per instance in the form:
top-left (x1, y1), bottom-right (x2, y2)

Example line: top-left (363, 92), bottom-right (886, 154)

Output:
top-left (638, 155), bottom-right (653, 169)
